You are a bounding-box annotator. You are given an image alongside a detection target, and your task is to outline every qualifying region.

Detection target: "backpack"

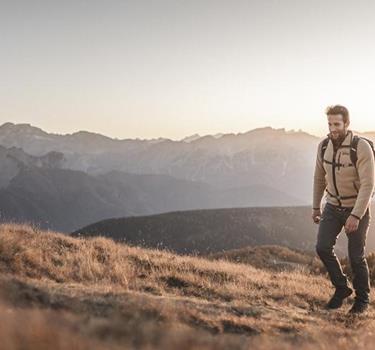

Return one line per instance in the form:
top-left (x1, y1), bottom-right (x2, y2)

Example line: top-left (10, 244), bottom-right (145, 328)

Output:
top-left (320, 135), bottom-right (375, 168)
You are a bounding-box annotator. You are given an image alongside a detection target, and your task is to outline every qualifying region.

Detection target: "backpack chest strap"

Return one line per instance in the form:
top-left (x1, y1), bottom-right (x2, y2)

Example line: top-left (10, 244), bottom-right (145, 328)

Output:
top-left (326, 189), bottom-right (358, 200)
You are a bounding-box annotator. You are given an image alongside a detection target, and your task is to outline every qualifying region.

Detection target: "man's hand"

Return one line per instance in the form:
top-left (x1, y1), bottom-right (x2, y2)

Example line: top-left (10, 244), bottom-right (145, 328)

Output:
top-left (345, 215), bottom-right (360, 233)
top-left (312, 209), bottom-right (321, 224)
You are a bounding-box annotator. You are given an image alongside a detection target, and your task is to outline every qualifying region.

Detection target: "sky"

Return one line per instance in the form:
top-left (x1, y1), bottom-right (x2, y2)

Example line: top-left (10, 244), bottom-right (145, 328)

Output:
top-left (1, 0), bottom-right (375, 140)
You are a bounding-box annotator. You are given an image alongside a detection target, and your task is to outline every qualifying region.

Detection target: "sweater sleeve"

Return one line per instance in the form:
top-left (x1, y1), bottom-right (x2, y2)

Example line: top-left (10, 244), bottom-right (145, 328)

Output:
top-left (351, 139), bottom-right (375, 219)
top-left (313, 141), bottom-right (327, 210)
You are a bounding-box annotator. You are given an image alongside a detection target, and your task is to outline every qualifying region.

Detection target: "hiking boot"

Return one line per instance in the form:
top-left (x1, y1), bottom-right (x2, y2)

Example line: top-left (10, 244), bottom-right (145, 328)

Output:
top-left (348, 300), bottom-right (369, 314)
top-left (325, 286), bottom-right (353, 309)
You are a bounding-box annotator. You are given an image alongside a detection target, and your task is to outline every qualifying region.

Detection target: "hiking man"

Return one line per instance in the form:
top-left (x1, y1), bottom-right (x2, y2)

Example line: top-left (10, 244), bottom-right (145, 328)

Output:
top-left (312, 105), bottom-right (375, 314)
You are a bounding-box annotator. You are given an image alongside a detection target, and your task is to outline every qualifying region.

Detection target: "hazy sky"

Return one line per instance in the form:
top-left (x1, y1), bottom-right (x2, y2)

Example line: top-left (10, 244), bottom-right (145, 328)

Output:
top-left (1, 0), bottom-right (375, 140)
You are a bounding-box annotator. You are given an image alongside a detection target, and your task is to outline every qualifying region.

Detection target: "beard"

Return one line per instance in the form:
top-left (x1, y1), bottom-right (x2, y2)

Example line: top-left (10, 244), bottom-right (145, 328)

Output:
top-left (330, 130), bottom-right (347, 146)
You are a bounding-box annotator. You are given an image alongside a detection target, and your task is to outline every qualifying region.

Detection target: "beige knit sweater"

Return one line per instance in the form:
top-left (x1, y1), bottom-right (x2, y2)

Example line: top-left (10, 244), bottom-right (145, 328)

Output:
top-left (313, 130), bottom-right (375, 219)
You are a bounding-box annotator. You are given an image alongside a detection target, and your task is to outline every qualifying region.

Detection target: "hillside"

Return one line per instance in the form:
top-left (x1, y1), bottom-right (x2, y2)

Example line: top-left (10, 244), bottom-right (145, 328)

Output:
top-left (72, 206), bottom-right (359, 257)
top-left (72, 206), bottom-right (320, 255)
top-left (207, 245), bottom-right (367, 280)
top-left (2, 223), bottom-right (375, 349)
top-left (208, 245), bottom-right (320, 272)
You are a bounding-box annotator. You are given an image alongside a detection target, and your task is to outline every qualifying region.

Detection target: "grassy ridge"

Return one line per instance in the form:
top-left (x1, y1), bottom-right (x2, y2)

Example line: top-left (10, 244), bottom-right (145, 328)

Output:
top-left (1, 223), bottom-right (375, 349)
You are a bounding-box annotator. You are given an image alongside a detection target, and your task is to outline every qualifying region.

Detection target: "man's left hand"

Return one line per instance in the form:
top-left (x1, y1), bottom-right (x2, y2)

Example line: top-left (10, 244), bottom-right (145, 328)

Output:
top-left (345, 215), bottom-right (360, 233)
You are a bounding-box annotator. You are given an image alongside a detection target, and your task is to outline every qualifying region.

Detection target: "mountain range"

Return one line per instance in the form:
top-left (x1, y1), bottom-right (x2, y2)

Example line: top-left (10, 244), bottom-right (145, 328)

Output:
top-left (0, 122), bottom-right (325, 203)
top-left (1, 122), bottom-right (374, 234)
top-left (0, 144), bottom-right (303, 232)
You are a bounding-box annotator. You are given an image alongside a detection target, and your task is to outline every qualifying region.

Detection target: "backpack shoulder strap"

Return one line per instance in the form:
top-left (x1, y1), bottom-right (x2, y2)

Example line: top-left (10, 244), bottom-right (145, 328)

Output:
top-left (350, 135), bottom-right (360, 167)
top-left (320, 137), bottom-right (329, 161)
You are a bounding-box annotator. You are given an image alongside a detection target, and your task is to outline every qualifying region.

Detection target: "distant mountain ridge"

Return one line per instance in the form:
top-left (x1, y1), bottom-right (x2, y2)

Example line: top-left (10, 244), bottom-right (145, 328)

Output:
top-left (0, 122), bottom-right (328, 203)
top-left (0, 144), bottom-right (64, 188)
top-left (0, 146), bottom-right (304, 232)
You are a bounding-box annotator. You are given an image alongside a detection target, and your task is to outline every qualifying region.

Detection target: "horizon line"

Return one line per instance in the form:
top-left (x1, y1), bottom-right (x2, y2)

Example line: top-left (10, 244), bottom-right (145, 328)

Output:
top-left (2, 121), bottom-right (375, 142)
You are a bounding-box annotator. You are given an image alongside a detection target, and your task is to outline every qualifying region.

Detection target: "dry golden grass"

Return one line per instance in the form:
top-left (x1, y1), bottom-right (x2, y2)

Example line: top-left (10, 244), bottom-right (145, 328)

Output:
top-left (207, 245), bottom-right (321, 273)
top-left (1, 222), bottom-right (375, 349)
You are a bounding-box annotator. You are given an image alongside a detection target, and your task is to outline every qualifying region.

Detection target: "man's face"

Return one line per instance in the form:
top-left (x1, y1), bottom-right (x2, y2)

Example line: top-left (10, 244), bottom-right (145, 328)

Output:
top-left (327, 114), bottom-right (349, 141)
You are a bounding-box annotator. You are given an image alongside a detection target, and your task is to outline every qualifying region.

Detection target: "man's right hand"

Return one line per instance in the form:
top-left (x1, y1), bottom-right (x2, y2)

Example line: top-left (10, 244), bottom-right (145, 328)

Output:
top-left (312, 209), bottom-right (321, 224)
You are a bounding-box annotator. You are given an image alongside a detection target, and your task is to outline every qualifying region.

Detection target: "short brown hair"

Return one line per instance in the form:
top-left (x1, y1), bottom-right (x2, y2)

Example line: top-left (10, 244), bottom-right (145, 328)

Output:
top-left (325, 105), bottom-right (350, 124)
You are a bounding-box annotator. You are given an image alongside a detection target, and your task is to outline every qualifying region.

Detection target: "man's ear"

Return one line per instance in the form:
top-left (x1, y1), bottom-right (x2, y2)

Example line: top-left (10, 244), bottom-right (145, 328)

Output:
top-left (345, 121), bottom-right (350, 129)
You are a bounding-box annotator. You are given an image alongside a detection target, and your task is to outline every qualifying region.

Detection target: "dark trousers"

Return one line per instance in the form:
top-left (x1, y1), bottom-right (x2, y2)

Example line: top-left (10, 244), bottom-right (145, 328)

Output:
top-left (315, 202), bottom-right (371, 303)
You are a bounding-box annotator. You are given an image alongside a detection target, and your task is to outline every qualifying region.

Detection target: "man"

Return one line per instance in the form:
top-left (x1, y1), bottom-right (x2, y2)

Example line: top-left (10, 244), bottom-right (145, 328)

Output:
top-left (312, 105), bottom-right (375, 314)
